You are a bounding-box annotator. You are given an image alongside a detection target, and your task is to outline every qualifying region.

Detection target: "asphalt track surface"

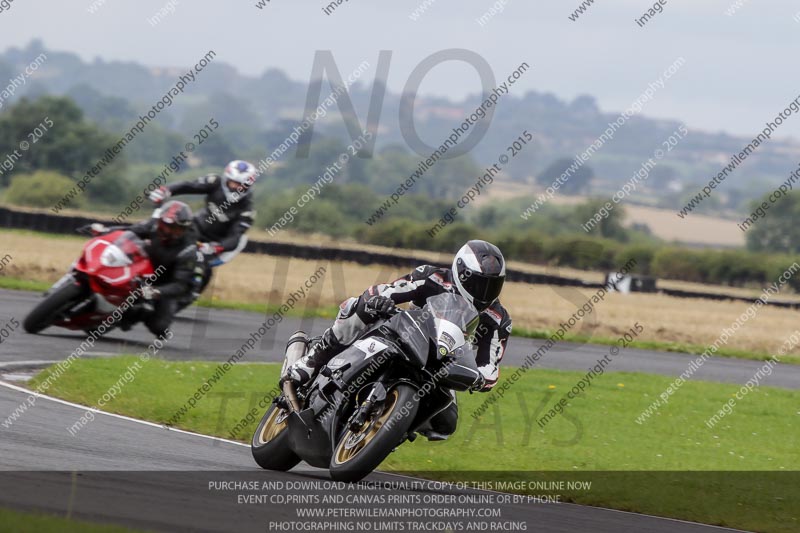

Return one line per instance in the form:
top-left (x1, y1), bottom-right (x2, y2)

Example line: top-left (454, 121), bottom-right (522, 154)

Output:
top-left (0, 289), bottom-right (797, 390)
top-left (0, 382), bottom-right (743, 533)
top-left (0, 288), bottom-right (772, 532)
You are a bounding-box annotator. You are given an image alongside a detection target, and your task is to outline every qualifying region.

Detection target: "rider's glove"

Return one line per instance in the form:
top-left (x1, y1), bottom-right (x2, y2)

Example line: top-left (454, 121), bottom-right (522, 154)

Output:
top-left (364, 295), bottom-right (396, 318)
top-left (149, 186), bottom-right (171, 205)
top-left (199, 242), bottom-right (224, 255)
top-left (472, 364), bottom-right (497, 392)
top-left (470, 373), bottom-right (486, 393)
top-left (89, 223), bottom-right (108, 236)
top-left (141, 285), bottom-right (161, 301)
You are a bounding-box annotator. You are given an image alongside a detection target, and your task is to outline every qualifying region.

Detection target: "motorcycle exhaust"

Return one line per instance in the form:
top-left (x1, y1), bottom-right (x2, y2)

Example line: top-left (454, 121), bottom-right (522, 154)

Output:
top-left (282, 331), bottom-right (308, 372)
top-left (282, 331), bottom-right (308, 413)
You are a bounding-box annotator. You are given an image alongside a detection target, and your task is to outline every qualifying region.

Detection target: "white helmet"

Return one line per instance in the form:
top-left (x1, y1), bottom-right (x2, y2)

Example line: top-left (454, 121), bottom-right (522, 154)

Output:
top-left (222, 160), bottom-right (257, 203)
top-left (452, 240), bottom-right (506, 311)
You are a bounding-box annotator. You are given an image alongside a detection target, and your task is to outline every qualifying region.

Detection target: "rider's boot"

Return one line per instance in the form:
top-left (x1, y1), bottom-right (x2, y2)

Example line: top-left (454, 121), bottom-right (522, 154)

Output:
top-left (418, 391), bottom-right (457, 441)
top-left (119, 302), bottom-right (150, 332)
top-left (284, 329), bottom-right (343, 385)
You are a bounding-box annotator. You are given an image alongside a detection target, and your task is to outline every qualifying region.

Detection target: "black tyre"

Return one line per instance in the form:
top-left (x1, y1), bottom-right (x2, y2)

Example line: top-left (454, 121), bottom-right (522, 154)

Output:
top-left (23, 282), bottom-right (84, 334)
top-left (329, 384), bottom-right (419, 482)
top-left (251, 403), bottom-right (301, 471)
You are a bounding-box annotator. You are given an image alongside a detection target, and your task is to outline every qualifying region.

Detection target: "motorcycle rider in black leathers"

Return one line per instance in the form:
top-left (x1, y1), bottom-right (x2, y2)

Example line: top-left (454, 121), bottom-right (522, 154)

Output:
top-left (95, 201), bottom-right (200, 336)
top-left (148, 160), bottom-right (257, 291)
top-left (284, 240), bottom-right (512, 440)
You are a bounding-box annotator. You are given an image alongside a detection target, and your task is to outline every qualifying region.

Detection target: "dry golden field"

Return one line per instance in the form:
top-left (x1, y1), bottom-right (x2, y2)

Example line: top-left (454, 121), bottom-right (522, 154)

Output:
top-left (2, 229), bottom-right (799, 358)
top-left (480, 178), bottom-right (745, 247)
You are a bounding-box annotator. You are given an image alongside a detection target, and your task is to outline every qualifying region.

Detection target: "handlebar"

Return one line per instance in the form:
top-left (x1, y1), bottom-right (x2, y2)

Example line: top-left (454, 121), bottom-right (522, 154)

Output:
top-left (384, 306), bottom-right (401, 318)
top-left (75, 224), bottom-right (94, 236)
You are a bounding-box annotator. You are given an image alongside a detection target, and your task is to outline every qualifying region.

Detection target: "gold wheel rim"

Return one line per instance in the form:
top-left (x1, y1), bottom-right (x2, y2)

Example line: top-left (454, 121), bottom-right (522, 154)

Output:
top-left (333, 388), bottom-right (400, 466)
top-left (257, 407), bottom-right (289, 445)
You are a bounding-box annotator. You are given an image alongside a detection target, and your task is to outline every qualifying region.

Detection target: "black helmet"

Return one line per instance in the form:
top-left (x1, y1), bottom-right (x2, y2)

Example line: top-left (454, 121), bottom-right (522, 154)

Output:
top-left (452, 240), bottom-right (506, 312)
top-left (156, 200), bottom-right (193, 245)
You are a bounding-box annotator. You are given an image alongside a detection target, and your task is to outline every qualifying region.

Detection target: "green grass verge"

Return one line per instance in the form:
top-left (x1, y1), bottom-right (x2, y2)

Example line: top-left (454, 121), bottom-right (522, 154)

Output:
top-left (0, 277), bottom-right (51, 292)
top-left (29, 357), bottom-right (800, 533)
top-left (0, 508), bottom-right (147, 533)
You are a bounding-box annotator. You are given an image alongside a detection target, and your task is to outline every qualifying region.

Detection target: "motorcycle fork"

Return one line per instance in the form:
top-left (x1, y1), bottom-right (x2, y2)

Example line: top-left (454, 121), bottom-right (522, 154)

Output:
top-left (282, 381), bottom-right (302, 413)
top-left (347, 382), bottom-right (388, 432)
top-left (47, 271), bottom-right (78, 296)
top-left (58, 279), bottom-right (94, 319)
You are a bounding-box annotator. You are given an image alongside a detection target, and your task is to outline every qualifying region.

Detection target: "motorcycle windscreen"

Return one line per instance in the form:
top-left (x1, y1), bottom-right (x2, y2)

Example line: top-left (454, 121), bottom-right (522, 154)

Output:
top-left (426, 293), bottom-right (479, 357)
top-left (110, 231), bottom-right (149, 265)
top-left (81, 231), bottom-right (151, 284)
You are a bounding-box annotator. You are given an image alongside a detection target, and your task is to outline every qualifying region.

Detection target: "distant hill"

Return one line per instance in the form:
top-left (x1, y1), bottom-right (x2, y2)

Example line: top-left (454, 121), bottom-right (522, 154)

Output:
top-left (2, 40), bottom-right (798, 214)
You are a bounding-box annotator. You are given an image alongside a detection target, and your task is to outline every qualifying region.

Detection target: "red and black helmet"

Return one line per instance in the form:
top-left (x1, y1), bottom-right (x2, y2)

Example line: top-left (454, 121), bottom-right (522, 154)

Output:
top-left (156, 200), bottom-right (193, 245)
top-left (452, 240), bottom-right (506, 312)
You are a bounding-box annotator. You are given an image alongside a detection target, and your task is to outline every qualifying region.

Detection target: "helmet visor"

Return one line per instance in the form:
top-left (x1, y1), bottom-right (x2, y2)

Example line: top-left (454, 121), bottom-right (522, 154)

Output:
top-left (157, 220), bottom-right (187, 244)
top-left (226, 178), bottom-right (251, 193)
top-left (459, 270), bottom-right (505, 310)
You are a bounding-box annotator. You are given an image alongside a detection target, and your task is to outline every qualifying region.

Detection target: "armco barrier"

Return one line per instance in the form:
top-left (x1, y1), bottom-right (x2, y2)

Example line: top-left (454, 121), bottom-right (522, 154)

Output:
top-left (1, 206), bottom-right (798, 309)
top-left (660, 287), bottom-right (800, 310)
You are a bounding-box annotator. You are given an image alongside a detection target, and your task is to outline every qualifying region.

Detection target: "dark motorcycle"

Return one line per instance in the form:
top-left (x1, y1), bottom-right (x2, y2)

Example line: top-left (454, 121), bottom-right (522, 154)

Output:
top-left (146, 204), bottom-right (214, 298)
top-left (251, 293), bottom-right (484, 482)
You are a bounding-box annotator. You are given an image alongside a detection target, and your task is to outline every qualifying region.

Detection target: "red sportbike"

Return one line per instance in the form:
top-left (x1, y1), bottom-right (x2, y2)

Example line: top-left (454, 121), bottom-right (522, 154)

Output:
top-left (23, 230), bottom-right (156, 334)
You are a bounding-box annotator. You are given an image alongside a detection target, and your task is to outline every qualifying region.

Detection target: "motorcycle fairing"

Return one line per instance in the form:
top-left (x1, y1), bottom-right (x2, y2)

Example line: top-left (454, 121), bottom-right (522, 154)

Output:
top-left (286, 339), bottom-right (402, 468)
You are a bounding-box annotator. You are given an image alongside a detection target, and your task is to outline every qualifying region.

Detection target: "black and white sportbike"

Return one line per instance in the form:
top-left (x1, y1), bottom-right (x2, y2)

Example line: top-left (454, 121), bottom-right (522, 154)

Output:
top-left (251, 293), bottom-right (484, 482)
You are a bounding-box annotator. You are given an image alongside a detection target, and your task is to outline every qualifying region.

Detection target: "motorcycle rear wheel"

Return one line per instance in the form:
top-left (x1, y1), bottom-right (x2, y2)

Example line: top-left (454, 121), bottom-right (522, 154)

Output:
top-left (251, 403), bottom-right (301, 471)
top-left (329, 383), bottom-right (419, 482)
top-left (23, 282), bottom-right (84, 334)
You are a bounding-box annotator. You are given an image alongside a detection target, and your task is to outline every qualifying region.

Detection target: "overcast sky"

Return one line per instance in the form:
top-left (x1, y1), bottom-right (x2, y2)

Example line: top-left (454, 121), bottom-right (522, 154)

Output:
top-left (1, 0), bottom-right (799, 140)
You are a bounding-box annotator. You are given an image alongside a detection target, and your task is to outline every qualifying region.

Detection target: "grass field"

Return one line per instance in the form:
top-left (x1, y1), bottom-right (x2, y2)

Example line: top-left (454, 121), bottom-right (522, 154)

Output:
top-left (484, 179), bottom-right (746, 247)
top-left (3, 229), bottom-right (800, 361)
top-left (0, 508), bottom-right (144, 533)
top-left (28, 357), bottom-right (800, 533)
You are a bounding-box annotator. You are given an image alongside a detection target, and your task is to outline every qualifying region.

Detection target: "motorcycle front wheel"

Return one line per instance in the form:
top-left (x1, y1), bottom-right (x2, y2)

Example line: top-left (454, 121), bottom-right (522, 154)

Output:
top-left (23, 281), bottom-right (84, 334)
top-left (251, 403), bottom-right (301, 471)
top-left (329, 383), bottom-right (419, 482)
